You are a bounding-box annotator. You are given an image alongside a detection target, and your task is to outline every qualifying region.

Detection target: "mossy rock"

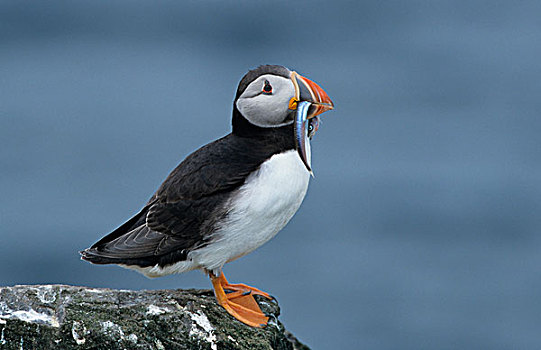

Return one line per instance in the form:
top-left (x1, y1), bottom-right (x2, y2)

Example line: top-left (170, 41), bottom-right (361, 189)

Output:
top-left (0, 285), bottom-right (309, 350)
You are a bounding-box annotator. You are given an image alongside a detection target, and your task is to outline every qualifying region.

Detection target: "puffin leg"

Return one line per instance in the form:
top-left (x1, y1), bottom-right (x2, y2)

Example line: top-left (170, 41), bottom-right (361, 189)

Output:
top-left (210, 271), bottom-right (269, 328)
top-left (219, 273), bottom-right (273, 299)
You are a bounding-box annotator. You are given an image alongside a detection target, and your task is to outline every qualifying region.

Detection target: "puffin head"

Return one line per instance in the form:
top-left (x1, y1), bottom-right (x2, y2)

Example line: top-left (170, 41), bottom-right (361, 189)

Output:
top-left (232, 65), bottom-right (334, 172)
top-left (233, 65), bottom-right (333, 129)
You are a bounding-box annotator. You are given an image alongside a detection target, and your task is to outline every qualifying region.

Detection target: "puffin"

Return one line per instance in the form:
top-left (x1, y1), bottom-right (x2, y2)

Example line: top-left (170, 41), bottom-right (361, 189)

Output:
top-left (80, 65), bottom-right (333, 327)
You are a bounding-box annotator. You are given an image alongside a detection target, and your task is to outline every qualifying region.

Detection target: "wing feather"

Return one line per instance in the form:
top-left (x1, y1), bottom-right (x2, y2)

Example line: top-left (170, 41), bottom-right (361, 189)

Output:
top-left (82, 134), bottom-right (272, 266)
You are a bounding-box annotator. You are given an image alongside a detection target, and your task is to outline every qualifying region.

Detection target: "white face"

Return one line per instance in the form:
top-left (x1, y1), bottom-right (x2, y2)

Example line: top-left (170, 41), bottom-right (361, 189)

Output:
top-left (235, 74), bottom-right (296, 127)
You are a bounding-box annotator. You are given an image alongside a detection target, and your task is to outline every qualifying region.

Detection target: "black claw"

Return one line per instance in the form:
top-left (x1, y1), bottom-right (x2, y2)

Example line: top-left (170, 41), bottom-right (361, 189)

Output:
top-left (259, 323), bottom-right (267, 328)
top-left (242, 291), bottom-right (251, 296)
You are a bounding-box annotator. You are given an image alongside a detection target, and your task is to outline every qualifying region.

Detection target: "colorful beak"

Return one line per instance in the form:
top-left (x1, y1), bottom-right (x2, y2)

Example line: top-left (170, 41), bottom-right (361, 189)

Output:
top-left (289, 71), bottom-right (334, 118)
top-left (290, 72), bottom-right (333, 174)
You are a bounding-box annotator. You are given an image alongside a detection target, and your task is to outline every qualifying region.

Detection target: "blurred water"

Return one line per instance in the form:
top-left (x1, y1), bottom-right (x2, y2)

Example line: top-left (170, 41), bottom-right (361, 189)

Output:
top-left (1, 1), bottom-right (541, 349)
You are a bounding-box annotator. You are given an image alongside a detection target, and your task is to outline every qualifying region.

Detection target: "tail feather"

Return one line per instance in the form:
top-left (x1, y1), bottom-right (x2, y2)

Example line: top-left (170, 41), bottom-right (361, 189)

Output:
top-left (80, 248), bottom-right (123, 265)
top-left (79, 202), bottom-right (195, 269)
top-left (80, 205), bottom-right (149, 265)
top-left (90, 206), bottom-right (149, 250)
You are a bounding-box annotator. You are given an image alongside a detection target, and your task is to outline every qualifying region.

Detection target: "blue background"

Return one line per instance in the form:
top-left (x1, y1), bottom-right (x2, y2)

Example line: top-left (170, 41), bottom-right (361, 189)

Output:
top-left (1, 1), bottom-right (541, 349)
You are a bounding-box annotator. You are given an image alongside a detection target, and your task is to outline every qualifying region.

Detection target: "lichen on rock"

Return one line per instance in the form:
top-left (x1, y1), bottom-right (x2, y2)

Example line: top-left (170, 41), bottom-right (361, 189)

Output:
top-left (0, 284), bottom-right (309, 350)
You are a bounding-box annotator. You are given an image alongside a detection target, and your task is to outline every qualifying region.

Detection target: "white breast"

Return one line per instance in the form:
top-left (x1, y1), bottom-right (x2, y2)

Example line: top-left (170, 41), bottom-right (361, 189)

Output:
top-left (126, 148), bottom-right (312, 278)
top-left (189, 149), bottom-right (311, 273)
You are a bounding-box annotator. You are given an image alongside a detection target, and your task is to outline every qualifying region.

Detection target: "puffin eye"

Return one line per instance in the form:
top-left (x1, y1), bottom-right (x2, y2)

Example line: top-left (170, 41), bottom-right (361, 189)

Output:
top-left (262, 80), bottom-right (272, 94)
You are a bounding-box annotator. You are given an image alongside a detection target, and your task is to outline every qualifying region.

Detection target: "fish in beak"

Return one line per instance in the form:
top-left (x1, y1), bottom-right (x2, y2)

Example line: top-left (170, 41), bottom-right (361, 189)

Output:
top-left (289, 72), bottom-right (334, 174)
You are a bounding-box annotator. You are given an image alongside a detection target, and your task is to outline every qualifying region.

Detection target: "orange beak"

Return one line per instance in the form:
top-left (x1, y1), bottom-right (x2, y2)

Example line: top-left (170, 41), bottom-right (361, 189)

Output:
top-left (289, 71), bottom-right (334, 118)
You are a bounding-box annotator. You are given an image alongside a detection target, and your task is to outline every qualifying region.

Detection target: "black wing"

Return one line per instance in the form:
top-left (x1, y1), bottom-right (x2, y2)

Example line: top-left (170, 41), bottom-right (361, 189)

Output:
top-left (81, 130), bottom-right (293, 267)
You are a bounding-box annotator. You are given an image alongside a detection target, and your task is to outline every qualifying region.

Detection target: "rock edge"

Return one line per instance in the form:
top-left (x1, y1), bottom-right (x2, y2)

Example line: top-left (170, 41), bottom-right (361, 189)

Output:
top-left (0, 284), bottom-right (309, 350)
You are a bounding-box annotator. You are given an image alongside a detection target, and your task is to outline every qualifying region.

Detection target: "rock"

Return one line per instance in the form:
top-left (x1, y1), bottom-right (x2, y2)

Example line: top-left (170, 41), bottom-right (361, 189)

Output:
top-left (0, 285), bottom-right (309, 350)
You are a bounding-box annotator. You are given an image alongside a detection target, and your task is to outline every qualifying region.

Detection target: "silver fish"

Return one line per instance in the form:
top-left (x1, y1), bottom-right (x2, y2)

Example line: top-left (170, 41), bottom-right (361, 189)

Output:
top-left (308, 116), bottom-right (320, 139)
top-left (294, 101), bottom-right (314, 175)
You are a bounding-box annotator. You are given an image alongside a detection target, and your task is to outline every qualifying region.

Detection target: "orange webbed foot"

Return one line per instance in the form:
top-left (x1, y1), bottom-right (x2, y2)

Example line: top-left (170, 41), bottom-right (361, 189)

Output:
top-left (210, 272), bottom-right (271, 328)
